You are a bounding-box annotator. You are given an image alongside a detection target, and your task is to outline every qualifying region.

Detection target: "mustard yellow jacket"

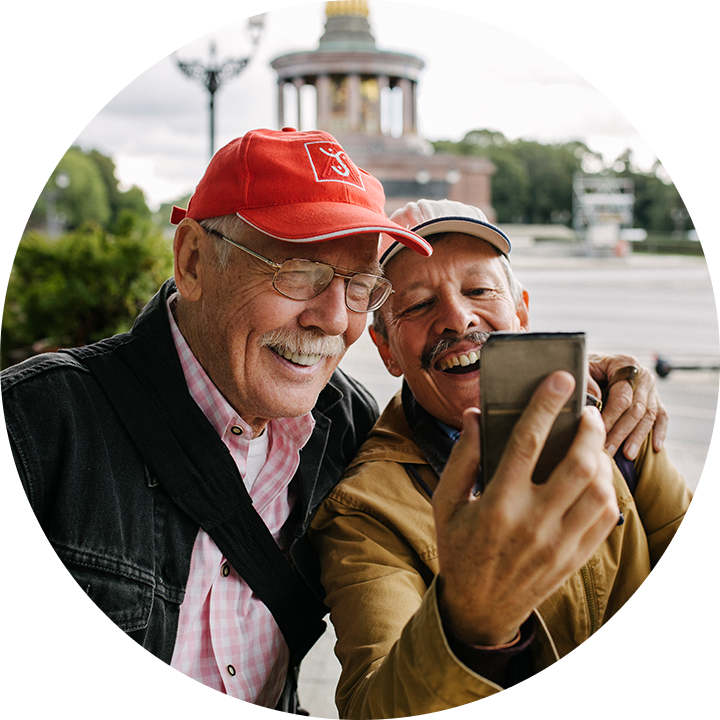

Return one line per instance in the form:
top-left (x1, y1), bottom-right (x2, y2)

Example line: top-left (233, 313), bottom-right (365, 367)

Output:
top-left (309, 390), bottom-right (692, 719)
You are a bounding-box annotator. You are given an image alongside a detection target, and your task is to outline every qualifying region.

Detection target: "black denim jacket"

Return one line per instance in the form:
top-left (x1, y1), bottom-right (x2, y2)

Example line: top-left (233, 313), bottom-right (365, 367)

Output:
top-left (2, 279), bottom-right (378, 705)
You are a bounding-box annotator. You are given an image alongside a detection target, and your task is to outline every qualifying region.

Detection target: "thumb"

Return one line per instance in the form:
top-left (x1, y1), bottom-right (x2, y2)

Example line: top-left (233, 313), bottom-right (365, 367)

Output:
top-left (492, 370), bottom-right (575, 491)
top-left (432, 407), bottom-right (481, 525)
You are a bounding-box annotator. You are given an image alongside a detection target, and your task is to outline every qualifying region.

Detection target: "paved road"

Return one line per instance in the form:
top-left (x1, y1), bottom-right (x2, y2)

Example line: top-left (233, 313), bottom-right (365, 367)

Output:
top-left (298, 249), bottom-right (719, 718)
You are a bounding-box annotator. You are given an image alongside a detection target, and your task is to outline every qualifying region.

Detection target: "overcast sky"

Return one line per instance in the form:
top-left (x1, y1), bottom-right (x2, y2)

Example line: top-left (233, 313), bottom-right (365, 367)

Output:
top-left (0, 0), bottom-right (720, 210)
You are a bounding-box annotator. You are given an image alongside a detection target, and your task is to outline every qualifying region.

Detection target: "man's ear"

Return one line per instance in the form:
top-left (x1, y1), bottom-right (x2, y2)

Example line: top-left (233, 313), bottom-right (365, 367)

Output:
top-left (174, 220), bottom-right (205, 301)
top-left (516, 288), bottom-right (530, 331)
top-left (368, 325), bottom-right (403, 378)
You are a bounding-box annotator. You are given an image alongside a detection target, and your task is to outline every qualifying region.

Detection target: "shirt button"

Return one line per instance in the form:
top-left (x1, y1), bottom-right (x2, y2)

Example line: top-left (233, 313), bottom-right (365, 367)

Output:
top-left (230, 426), bottom-right (243, 436)
top-left (221, 563), bottom-right (230, 577)
top-left (226, 664), bottom-right (236, 677)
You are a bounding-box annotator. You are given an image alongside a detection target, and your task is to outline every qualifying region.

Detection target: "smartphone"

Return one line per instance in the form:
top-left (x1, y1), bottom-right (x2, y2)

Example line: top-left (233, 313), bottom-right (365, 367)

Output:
top-left (480, 331), bottom-right (587, 489)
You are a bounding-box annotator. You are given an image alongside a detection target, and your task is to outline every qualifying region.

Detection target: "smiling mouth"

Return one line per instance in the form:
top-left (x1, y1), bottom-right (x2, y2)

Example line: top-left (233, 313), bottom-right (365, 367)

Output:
top-left (260, 328), bottom-right (345, 369)
top-left (436, 350), bottom-right (480, 374)
top-left (270, 346), bottom-right (323, 367)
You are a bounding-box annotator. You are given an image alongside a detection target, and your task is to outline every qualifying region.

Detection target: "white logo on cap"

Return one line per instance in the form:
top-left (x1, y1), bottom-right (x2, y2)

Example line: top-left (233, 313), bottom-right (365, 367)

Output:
top-left (305, 142), bottom-right (365, 190)
top-left (320, 147), bottom-right (351, 177)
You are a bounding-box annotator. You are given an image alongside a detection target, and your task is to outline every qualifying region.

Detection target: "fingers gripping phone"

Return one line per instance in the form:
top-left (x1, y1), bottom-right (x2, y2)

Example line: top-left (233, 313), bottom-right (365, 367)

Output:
top-left (480, 332), bottom-right (587, 489)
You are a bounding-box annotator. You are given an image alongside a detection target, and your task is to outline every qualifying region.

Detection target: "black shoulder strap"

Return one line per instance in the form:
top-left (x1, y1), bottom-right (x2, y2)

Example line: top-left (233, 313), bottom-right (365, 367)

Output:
top-left (403, 463), bottom-right (435, 499)
top-left (76, 337), bottom-right (326, 666)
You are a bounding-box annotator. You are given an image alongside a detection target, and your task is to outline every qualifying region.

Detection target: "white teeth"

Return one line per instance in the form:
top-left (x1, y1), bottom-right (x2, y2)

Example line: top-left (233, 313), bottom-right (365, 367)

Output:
top-left (296, 354), bottom-right (321, 366)
top-left (438, 350), bottom-right (479, 372)
top-left (279, 347), bottom-right (321, 366)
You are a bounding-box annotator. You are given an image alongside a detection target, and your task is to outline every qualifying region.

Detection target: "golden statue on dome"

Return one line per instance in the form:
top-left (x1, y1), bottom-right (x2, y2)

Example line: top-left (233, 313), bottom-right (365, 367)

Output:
top-left (271, 0), bottom-right (497, 217)
top-left (326, 0), bottom-right (370, 18)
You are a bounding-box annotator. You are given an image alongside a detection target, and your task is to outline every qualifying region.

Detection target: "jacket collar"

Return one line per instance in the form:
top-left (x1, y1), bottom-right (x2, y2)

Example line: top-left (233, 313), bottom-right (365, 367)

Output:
top-left (401, 381), bottom-right (456, 477)
top-left (124, 278), bottom-right (346, 516)
top-left (130, 278), bottom-right (186, 379)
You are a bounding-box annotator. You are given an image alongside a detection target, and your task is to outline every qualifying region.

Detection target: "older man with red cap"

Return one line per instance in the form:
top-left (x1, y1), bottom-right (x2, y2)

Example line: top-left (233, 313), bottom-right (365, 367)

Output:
top-left (1, 128), bottom-right (430, 712)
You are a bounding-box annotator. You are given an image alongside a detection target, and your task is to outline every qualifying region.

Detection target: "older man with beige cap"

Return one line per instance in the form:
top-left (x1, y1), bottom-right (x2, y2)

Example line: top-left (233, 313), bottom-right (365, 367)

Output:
top-left (310, 198), bottom-right (690, 719)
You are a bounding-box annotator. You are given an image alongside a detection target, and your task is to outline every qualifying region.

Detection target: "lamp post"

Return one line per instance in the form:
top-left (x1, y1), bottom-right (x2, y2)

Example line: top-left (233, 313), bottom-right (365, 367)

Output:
top-left (46, 171), bottom-right (70, 239)
top-left (176, 15), bottom-right (265, 158)
top-left (671, 207), bottom-right (689, 238)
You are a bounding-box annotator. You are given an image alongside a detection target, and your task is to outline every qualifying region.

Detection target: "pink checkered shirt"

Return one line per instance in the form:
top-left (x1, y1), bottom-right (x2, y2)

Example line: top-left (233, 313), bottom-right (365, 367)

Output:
top-left (165, 295), bottom-right (315, 707)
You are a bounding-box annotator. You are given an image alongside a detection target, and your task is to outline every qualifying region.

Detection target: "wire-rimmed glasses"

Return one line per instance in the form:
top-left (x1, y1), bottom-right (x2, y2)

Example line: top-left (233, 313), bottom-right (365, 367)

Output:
top-left (208, 230), bottom-right (394, 313)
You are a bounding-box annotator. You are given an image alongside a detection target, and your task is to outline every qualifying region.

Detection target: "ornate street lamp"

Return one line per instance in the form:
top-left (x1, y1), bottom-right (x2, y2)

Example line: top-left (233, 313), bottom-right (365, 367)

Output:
top-left (176, 15), bottom-right (265, 158)
top-left (46, 171), bottom-right (70, 239)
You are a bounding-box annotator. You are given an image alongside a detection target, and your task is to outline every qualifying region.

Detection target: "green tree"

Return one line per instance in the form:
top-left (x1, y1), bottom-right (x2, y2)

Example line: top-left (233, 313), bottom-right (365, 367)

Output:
top-left (631, 172), bottom-right (672, 232)
top-left (433, 130), bottom-right (598, 224)
top-left (509, 140), bottom-right (571, 223)
top-left (89, 149), bottom-right (152, 232)
top-left (456, 129), bottom-right (533, 222)
top-left (27, 147), bottom-right (111, 231)
top-left (613, 150), bottom-right (692, 233)
top-left (433, 130), bottom-right (689, 232)
top-left (2, 217), bottom-right (173, 368)
top-left (26, 146), bottom-right (152, 234)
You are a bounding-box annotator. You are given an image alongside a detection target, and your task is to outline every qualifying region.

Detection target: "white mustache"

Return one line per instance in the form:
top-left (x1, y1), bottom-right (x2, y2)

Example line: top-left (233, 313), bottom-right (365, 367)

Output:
top-left (258, 328), bottom-right (346, 358)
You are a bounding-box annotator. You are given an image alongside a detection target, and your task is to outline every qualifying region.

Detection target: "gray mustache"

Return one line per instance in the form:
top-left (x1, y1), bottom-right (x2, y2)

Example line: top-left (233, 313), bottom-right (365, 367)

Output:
top-left (258, 327), bottom-right (346, 358)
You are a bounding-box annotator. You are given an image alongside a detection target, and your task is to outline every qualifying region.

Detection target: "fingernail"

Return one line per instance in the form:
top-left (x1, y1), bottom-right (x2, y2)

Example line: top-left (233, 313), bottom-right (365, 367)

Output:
top-left (549, 371), bottom-right (573, 394)
top-left (606, 443), bottom-right (617, 457)
top-left (625, 443), bottom-right (637, 459)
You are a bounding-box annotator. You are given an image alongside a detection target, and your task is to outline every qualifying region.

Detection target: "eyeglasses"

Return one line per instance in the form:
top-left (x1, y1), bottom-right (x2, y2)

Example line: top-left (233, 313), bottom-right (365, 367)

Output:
top-left (208, 230), bottom-right (394, 313)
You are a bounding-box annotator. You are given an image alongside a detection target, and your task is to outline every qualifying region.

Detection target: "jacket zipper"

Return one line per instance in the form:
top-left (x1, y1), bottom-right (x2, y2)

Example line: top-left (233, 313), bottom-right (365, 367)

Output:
top-left (580, 564), bottom-right (599, 635)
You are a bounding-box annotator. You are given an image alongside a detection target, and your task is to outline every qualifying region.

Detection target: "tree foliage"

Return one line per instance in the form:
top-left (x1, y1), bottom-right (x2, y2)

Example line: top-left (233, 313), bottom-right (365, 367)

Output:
top-left (2, 216), bottom-right (173, 368)
top-left (434, 129), bottom-right (596, 224)
top-left (89, 149), bottom-right (153, 231)
top-left (26, 146), bottom-right (152, 235)
top-left (611, 151), bottom-right (691, 233)
top-left (433, 129), bottom-right (691, 231)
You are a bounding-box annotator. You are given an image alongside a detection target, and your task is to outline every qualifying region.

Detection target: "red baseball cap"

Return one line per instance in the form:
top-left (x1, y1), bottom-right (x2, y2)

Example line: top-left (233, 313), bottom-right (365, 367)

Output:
top-left (171, 127), bottom-right (432, 256)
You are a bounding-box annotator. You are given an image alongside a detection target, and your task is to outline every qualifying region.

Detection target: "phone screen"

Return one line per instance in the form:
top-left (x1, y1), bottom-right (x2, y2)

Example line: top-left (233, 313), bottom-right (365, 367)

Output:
top-left (479, 331), bottom-right (586, 489)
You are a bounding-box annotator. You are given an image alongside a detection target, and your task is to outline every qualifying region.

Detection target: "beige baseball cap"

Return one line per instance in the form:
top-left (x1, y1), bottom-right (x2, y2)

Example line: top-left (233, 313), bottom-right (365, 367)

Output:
top-left (379, 198), bottom-right (511, 267)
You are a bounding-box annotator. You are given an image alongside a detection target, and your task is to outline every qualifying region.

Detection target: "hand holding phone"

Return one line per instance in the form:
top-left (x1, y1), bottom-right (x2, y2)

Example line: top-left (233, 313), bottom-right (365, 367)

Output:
top-left (480, 332), bottom-right (587, 489)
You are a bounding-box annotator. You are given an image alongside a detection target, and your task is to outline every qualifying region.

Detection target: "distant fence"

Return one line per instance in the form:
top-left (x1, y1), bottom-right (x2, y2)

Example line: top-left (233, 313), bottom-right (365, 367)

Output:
top-left (501, 225), bottom-right (704, 257)
top-left (630, 233), bottom-right (704, 256)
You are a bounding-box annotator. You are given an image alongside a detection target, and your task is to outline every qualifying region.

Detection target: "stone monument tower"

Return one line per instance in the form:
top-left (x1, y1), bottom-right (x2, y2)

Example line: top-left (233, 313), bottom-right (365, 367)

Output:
top-left (271, 1), bottom-right (496, 218)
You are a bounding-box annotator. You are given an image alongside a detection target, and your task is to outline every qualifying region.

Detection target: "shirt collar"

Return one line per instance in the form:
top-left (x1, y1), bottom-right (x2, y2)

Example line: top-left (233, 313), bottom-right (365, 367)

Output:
top-left (435, 419), bottom-right (461, 443)
top-left (401, 381), bottom-right (483, 490)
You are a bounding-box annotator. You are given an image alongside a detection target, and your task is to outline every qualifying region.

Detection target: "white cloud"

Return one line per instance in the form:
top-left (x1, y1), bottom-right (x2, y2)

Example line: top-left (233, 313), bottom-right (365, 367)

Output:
top-left (0, 0), bottom-right (720, 203)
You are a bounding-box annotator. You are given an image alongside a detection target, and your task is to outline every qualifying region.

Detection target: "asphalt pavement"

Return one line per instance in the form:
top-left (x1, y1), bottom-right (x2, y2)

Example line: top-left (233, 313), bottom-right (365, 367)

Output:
top-left (297, 247), bottom-right (719, 718)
